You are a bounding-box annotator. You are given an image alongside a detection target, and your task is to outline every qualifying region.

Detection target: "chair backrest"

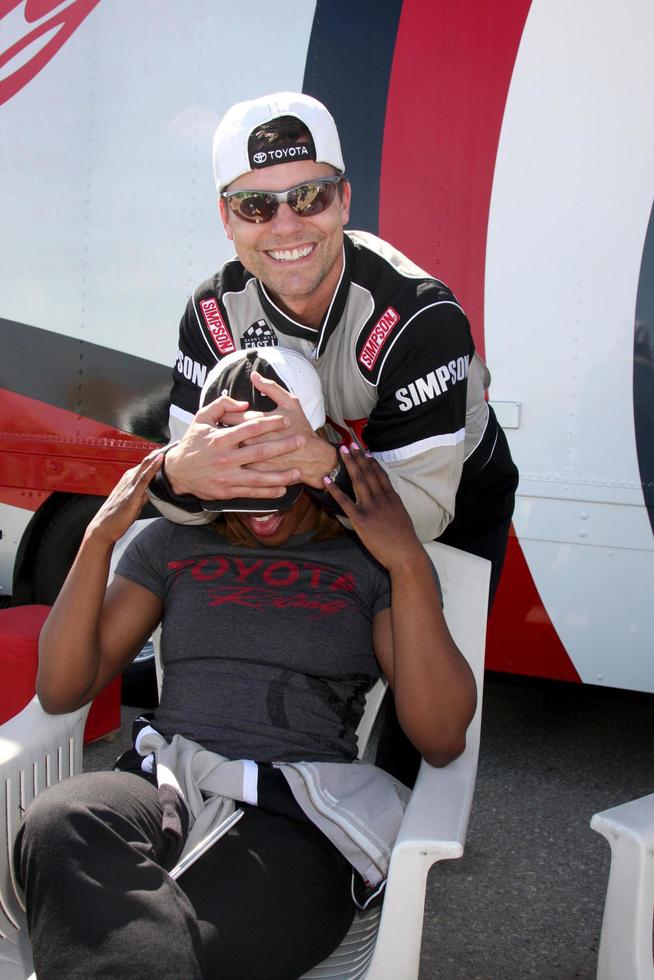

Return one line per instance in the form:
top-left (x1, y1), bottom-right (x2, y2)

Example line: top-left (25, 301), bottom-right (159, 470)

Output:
top-left (423, 539), bottom-right (489, 745)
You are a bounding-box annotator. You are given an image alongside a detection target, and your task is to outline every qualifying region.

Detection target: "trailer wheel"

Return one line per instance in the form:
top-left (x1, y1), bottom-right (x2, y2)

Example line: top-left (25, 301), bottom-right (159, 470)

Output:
top-left (121, 638), bottom-right (159, 708)
top-left (33, 495), bottom-right (105, 605)
top-left (33, 495), bottom-right (158, 708)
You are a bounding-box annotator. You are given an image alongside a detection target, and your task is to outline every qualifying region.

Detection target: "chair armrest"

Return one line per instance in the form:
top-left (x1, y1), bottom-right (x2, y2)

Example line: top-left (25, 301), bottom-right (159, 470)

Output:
top-left (394, 743), bottom-right (479, 860)
top-left (0, 696), bottom-right (89, 771)
top-left (591, 793), bottom-right (654, 980)
top-left (0, 697), bottom-right (90, 933)
top-left (364, 544), bottom-right (488, 979)
top-left (365, 738), bottom-right (480, 979)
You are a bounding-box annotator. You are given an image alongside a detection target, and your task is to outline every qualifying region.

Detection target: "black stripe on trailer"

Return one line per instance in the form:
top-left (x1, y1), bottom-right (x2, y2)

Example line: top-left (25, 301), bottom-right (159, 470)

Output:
top-left (302, 0), bottom-right (403, 235)
top-left (1, 317), bottom-right (171, 443)
top-left (634, 202), bottom-right (654, 536)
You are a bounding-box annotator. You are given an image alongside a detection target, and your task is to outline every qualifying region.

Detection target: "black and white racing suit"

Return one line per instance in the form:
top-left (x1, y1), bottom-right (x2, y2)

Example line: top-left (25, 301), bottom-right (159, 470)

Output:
top-left (151, 230), bottom-right (517, 562)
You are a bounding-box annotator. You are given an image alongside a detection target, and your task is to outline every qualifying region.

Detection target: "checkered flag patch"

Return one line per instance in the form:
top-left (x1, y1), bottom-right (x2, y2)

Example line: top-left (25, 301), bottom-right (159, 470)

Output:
top-left (242, 320), bottom-right (279, 349)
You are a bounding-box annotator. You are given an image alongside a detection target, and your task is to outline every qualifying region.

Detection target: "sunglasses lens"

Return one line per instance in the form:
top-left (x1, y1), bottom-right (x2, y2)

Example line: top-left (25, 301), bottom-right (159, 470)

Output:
top-left (228, 192), bottom-right (277, 223)
top-left (226, 179), bottom-right (340, 223)
top-left (288, 181), bottom-right (337, 216)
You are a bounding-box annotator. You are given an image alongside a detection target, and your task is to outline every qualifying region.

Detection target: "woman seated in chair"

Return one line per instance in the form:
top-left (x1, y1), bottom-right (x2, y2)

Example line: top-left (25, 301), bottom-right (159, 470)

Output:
top-left (14, 349), bottom-right (476, 980)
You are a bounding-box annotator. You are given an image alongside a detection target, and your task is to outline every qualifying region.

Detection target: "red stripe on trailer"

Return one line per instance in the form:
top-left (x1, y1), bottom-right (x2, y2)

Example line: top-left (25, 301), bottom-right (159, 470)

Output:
top-left (0, 487), bottom-right (49, 512)
top-left (378, 0), bottom-right (531, 359)
top-left (487, 536), bottom-right (582, 683)
top-left (380, 4), bottom-right (582, 683)
top-left (0, 389), bottom-right (156, 497)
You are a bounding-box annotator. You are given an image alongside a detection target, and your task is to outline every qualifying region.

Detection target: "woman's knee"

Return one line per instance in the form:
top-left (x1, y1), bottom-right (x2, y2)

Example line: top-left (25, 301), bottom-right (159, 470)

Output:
top-left (14, 776), bottom-right (93, 892)
top-left (19, 777), bottom-right (85, 849)
top-left (16, 771), bottom-right (159, 876)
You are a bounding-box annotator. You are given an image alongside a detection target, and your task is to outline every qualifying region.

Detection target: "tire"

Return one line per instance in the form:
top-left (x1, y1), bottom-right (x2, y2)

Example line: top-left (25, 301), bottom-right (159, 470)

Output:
top-left (121, 638), bottom-right (159, 708)
top-left (33, 495), bottom-right (105, 604)
top-left (33, 495), bottom-right (158, 708)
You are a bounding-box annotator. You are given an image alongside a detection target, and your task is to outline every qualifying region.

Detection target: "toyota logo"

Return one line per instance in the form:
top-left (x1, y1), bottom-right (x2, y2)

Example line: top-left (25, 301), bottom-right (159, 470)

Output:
top-left (253, 152), bottom-right (267, 164)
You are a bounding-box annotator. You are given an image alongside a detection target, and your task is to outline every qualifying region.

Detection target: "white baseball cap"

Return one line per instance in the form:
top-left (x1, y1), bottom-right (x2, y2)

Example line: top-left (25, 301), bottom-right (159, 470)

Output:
top-left (199, 347), bottom-right (326, 512)
top-left (212, 91), bottom-right (345, 192)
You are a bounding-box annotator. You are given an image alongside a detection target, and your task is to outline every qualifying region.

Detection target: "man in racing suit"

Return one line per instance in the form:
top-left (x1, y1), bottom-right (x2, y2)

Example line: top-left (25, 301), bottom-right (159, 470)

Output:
top-left (149, 91), bottom-right (518, 780)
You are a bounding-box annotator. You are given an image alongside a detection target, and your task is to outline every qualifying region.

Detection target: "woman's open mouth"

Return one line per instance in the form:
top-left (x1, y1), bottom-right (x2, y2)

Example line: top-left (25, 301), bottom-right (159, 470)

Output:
top-left (242, 511), bottom-right (286, 538)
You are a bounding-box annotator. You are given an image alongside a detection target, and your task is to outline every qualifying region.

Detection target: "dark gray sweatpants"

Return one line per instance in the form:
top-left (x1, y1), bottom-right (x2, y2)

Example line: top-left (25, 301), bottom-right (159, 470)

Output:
top-left (14, 771), bottom-right (354, 980)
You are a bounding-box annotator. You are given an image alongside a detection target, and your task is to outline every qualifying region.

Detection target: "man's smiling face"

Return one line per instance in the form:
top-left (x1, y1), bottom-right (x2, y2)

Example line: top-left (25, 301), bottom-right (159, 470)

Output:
top-left (219, 160), bottom-right (350, 327)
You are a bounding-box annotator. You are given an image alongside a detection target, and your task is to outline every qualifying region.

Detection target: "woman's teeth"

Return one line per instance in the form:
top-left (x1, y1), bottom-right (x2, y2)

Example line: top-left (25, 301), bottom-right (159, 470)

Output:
top-left (247, 512), bottom-right (285, 535)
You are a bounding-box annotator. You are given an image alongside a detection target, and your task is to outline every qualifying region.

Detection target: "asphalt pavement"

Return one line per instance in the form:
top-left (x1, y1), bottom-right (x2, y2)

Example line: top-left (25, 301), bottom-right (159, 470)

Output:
top-left (84, 672), bottom-right (654, 979)
top-left (418, 673), bottom-right (654, 979)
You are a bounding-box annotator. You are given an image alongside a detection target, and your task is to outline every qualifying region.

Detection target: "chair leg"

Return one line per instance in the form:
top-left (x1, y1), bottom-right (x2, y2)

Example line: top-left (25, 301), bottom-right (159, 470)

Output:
top-left (364, 847), bottom-right (431, 980)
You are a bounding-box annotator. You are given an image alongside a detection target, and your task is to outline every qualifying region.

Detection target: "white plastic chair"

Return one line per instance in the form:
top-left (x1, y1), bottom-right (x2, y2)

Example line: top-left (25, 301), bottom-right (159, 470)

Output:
top-left (590, 793), bottom-right (654, 980)
top-left (0, 698), bottom-right (91, 978)
top-left (0, 540), bottom-right (490, 979)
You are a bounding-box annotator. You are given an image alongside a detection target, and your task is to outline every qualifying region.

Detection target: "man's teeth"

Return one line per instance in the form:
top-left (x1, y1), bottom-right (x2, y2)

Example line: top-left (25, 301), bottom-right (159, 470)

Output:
top-left (268, 245), bottom-right (313, 261)
top-left (252, 514), bottom-right (276, 522)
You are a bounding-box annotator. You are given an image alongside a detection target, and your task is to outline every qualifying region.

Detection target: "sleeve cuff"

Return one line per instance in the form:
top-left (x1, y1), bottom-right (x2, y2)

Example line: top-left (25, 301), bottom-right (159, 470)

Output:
top-left (149, 441), bottom-right (204, 514)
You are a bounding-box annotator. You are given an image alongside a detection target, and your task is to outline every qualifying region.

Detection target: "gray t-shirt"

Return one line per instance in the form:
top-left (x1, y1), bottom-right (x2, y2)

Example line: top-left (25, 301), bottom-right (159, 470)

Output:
top-left (116, 520), bottom-right (391, 762)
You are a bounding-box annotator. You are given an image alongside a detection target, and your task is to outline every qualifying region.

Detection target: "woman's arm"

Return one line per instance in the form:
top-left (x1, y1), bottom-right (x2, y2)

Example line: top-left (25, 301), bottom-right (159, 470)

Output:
top-left (325, 445), bottom-right (477, 767)
top-left (37, 453), bottom-right (165, 714)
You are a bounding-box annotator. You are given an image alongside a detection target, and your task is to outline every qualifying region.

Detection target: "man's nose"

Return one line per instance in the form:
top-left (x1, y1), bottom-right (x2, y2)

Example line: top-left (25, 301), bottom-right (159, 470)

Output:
top-left (269, 202), bottom-right (305, 234)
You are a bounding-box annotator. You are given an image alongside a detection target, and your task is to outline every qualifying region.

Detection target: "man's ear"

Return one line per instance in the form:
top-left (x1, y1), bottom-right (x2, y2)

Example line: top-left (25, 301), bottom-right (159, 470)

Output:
top-left (339, 180), bottom-right (352, 227)
top-left (219, 197), bottom-right (234, 241)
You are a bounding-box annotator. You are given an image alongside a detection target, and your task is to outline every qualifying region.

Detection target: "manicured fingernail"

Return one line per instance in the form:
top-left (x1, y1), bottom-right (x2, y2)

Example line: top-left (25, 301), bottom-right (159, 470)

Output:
top-left (323, 476), bottom-right (332, 486)
top-left (341, 445), bottom-right (350, 455)
top-left (351, 442), bottom-right (360, 452)
top-left (365, 452), bottom-right (373, 458)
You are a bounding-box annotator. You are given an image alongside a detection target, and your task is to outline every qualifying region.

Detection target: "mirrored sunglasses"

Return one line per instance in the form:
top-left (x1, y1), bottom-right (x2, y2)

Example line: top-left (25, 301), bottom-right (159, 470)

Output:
top-left (222, 176), bottom-right (343, 224)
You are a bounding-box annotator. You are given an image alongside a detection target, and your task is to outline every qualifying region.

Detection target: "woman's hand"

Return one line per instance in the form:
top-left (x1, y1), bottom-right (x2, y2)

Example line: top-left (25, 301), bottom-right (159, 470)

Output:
top-left (85, 450), bottom-right (164, 546)
top-left (323, 444), bottom-right (424, 571)
top-left (38, 449), bottom-right (166, 714)
top-left (326, 444), bottom-right (477, 768)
